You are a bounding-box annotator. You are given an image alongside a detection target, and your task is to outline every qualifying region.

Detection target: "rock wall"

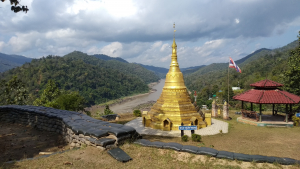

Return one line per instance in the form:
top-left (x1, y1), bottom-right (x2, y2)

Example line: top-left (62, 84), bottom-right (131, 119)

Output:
top-left (0, 105), bottom-right (140, 150)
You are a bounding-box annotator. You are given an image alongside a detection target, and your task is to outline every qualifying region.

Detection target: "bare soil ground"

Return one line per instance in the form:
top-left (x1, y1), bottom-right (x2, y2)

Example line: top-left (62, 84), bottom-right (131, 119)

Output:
top-left (0, 123), bottom-right (69, 164)
top-left (1, 110), bottom-right (300, 168)
top-left (2, 144), bottom-right (299, 169)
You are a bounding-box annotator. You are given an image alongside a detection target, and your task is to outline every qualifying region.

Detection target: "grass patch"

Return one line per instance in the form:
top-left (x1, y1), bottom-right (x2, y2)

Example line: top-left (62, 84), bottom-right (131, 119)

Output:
top-left (142, 110), bottom-right (300, 160)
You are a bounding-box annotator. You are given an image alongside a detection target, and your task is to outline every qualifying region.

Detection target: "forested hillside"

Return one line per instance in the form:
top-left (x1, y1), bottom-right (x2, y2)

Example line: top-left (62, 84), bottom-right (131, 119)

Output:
top-left (92, 53), bottom-right (128, 63)
top-left (184, 39), bottom-right (299, 102)
top-left (0, 55), bottom-right (150, 105)
top-left (137, 63), bottom-right (206, 78)
top-left (64, 51), bottom-right (160, 84)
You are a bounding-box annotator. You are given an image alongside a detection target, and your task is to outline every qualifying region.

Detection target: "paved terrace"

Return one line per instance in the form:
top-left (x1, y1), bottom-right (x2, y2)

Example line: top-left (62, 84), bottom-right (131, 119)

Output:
top-left (125, 118), bottom-right (228, 137)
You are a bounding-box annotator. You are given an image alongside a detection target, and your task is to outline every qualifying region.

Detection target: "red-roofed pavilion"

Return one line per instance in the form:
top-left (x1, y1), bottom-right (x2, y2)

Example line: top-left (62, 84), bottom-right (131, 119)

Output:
top-left (233, 79), bottom-right (300, 122)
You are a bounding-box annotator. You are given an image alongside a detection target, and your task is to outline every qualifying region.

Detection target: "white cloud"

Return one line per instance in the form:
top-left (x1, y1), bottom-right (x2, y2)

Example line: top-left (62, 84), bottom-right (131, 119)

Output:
top-left (235, 18), bottom-right (240, 24)
top-left (99, 42), bottom-right (123, 58)
top-left (0, 41), bottom-right (4, 51)
top-left (160, 43), bottom-right (169, 52)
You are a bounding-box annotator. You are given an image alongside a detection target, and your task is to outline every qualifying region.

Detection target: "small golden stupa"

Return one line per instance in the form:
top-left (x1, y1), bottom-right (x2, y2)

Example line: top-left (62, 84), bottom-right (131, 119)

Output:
top-left (143, 24), bottom-right (207, 131)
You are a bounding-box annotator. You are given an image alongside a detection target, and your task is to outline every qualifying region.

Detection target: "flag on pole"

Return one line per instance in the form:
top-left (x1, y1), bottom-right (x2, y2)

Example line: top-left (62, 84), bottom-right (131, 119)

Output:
top-left (229, 57), bottom-right (242, 73)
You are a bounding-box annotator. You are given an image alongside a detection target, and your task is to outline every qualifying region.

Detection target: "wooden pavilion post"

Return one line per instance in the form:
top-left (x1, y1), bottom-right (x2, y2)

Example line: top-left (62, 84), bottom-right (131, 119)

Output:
top-left (251, 103), bottom-right (253, 111)
top-left (289, 104), bottom-right (292, 122)
top-left (241, 101), bottom-right (244, 110)
top-left (272, 104), bottom-right (275, 116)
top-left (259, 104), bottom-right (262, 122)
top-left (285, 104), bottom-right (288, 123)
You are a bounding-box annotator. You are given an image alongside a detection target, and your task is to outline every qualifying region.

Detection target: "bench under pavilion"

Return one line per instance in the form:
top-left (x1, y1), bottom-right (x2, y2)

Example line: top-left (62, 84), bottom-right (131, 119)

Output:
top-left (233, 79), bottom-right (300, 123)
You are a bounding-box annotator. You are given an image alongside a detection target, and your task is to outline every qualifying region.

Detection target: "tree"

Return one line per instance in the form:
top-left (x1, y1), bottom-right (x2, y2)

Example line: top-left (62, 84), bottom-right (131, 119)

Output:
top-left (211, 85), bottom-right (219, 95)
top-left (284, 31), bottom-right (300, 97)
top-left (49, 91), bottom-right (86, 112)
top-left (223, 86), bottom-right (234, 103)
top-left (0, 76), bottom-right (28, 105)
top-left (34, 79), bottom-right (87, 112)
top-left (33, 79), bottom-right (60, 106)
top-left (283, 31), bottom-right (300, 111)
top-left (104, 104), bottom-right (114, 115)
top-left (1, 0), bottom-right (29, 13)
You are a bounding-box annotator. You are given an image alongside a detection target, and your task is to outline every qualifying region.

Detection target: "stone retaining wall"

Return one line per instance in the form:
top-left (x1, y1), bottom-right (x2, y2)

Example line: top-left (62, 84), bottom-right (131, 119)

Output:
top-left (0, 105), bottom-right (140, 150)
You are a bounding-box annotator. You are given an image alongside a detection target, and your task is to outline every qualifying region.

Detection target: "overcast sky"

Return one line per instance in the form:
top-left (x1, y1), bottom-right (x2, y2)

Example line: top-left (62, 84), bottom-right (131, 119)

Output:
top-left (0, 0), bottom-right (300, 68)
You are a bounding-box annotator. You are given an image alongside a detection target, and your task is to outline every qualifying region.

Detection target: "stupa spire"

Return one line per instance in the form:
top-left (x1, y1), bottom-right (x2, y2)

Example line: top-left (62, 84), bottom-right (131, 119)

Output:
top-left (171, 23), bottom-right (179, 68)
top-left (144, 24), bottom-right (207, 131)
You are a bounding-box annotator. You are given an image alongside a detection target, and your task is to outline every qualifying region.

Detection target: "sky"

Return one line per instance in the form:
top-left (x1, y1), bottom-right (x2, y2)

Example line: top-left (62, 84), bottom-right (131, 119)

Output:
top-left (0, 0), bottom-right (300, 68)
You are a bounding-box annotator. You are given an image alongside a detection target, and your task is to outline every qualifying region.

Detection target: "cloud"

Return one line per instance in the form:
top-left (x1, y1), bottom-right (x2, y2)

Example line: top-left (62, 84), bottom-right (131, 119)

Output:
top-left (99, 42), bottom-right (123, 58)
top-left (0, 41), bottom-right (4, 51)
top-left (0, 0), bottom-right (300, 67)
top-left (235, 18), bottom-right (240, 24)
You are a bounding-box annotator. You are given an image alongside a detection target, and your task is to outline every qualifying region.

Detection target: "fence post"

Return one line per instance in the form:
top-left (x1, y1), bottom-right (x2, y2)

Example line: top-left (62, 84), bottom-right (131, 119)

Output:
top-left (191, 122), bottom-right (194, 135)
top-left (181, 122), bottom-right (184, 137)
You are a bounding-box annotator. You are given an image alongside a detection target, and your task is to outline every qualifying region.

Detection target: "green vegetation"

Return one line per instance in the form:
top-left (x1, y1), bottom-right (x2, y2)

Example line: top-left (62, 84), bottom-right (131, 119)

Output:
top-left (103, 104), bottom-right (114, 115)
top-left (191, 134), bottom-right (201, 142)
top-left (283, 32), bottom-right (300, 110)
top-left (292, 115), bottom-right (300, 126)
top-left (33, 80), bottom-right (86, 112)
top-left (0, 55), bottom-right (152, 106)
top-left (181, 135), bottom-right (189, 142)
top-left (133, 109), bottom-right (141, 117)
top-left (185, 37), bottom-right (299, 109)
top-left (64, 51), bottom-right (160, 84)
top-left (0, 76), bottom-right (28, 105)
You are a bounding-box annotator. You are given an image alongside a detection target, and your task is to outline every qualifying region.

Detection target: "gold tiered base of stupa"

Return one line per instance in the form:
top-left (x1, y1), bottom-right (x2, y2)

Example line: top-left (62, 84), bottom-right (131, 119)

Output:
top-left (143, 25), bottom-right (207, 131)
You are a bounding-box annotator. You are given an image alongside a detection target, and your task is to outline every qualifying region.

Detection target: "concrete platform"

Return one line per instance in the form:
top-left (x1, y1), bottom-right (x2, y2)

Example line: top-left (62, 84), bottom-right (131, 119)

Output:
top-left (125, 117), bottom-right (228, 137)
top-left (237, 115), bottom-right (294, 127)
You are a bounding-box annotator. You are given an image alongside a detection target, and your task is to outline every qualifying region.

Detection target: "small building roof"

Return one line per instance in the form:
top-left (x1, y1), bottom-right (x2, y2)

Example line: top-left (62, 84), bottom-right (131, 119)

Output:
top-left (250, 79), bottom-right (284, 88)
top-left (233, 89), bottom-right (300, 104)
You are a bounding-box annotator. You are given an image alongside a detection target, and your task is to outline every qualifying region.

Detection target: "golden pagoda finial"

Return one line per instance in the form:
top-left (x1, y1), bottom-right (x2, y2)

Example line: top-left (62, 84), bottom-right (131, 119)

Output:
top-left (171, 22), bottom-right (178, 68)
top-left (173, 22), bottom-right (176, 39)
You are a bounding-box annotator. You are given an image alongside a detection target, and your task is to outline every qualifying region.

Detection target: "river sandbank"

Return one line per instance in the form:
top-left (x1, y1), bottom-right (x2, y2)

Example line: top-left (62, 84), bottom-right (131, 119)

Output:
top-left (85, 80), bottom-right (162, 115)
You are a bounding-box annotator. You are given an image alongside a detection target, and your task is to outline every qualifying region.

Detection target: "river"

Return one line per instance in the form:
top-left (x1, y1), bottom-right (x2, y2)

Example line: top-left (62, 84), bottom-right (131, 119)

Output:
top-left (108, 79), bottom-right (165, 113)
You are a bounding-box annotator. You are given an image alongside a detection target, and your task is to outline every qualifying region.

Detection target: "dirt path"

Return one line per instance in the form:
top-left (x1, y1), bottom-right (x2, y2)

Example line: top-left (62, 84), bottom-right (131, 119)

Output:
top-left (0, 123), bottom-right (69, 163)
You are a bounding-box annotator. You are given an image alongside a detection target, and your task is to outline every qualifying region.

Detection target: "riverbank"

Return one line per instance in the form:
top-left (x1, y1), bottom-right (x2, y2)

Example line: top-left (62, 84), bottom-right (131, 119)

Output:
top-left (85, 80), bottom-right (161, 115)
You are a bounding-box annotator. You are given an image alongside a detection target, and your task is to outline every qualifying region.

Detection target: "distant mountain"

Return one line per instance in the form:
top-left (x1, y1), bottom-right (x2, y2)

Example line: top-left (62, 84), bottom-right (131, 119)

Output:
top-left (235, 48), bottom-right (271, 65)
top-left (181, 65), bottom-right (206, 71)
top-left (184, 39), bottom-right (299, 94)
top-left (92, 54), bottom-right (128, 63)
top-left (136, 63), bottom-right (169, 79)
top-left (182, 65), bottom-right (206, 75)
top-left (64, 51), bottom-right (160, 84)
top-left (0, 53), bottom-right (32, 72)
top-left (137, 63), bottom-right (206, 78)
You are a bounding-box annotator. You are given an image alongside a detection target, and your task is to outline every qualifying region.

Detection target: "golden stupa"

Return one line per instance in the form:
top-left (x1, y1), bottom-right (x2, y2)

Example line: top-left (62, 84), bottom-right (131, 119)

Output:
top-left (142, 24), bottom-right (207, 131)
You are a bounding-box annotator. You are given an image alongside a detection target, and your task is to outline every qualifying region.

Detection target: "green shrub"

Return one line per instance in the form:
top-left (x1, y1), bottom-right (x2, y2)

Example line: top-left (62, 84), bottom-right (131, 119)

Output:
top-left (133, 109), bottom-right (141, 117)
top-left (104, 104), bottom-right (114, 115)
top-left (181, 135), bottom-right (188, 142)
top-left (85, 111), bottom-right (91, 117)
top-left (292, 115), bottom-right (300, 126)
top-left (191, 134), bottom-right (201, 142)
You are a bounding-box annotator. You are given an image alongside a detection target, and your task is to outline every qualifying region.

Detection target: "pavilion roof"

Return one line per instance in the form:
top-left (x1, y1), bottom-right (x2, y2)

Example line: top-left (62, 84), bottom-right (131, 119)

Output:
top-left (250, 79), bottom-right (284, 88)
top-left (233, 89), bottom-right (300, 104)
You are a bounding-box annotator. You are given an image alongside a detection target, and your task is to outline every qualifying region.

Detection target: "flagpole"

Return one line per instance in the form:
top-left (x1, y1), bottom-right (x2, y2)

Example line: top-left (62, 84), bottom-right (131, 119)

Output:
top-left (228, 59), bottom-right (229, 105)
